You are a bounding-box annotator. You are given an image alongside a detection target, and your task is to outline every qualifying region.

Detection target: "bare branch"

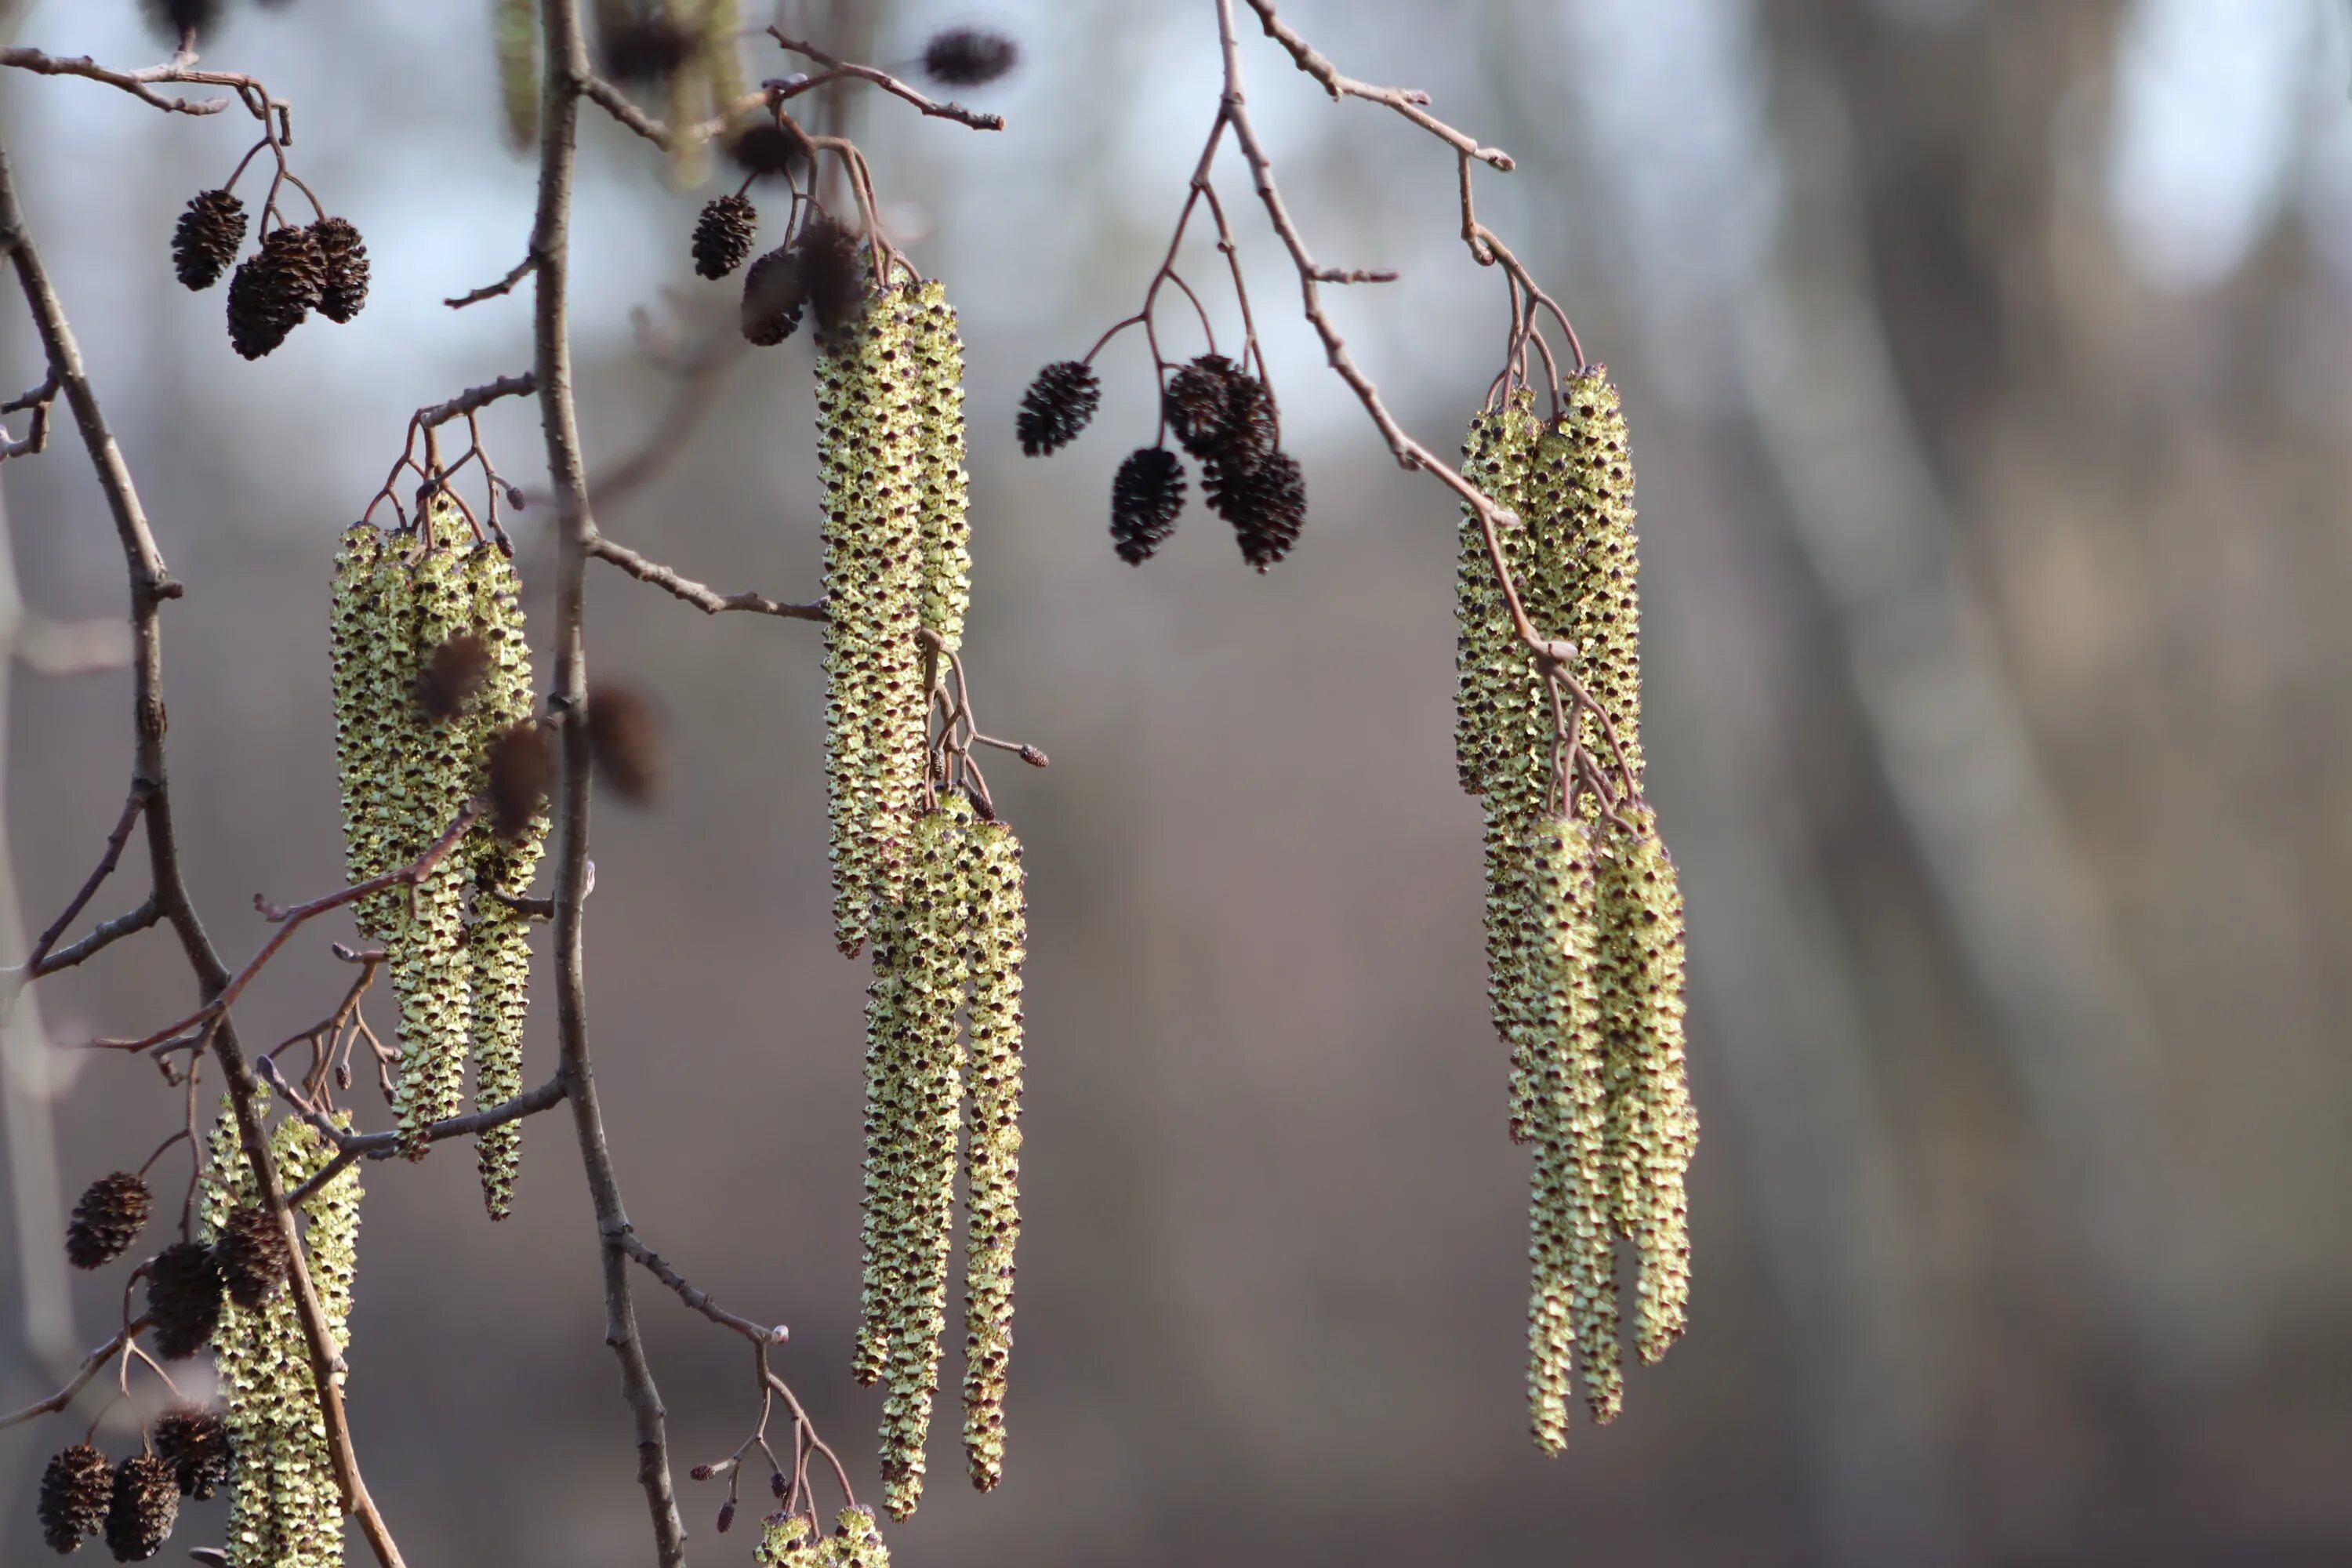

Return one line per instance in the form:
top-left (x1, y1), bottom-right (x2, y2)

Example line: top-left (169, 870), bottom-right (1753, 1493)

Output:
top-left (19, 787), bottom-right (146, 978)
top-left (274, 1073), bottom-right (569, 1207)
top-left (445, 256), bottom-right (537, 310)
top-left (581, 72), bottom-right (674, 147)
top-left (28, 898), bottom-right (158, 978)
top-left (416, 372), bottom-right (537, 430)
top-left (531, 5), bottom-right (688, 1561)
top-left (586, 532), bottom-right (826, 621)
top-left (0, 48), bottom-right (250, 117)
top-left (0, 1317), bottom-right (148, 1431)
top-left (615, 1229), bottom-right (789, 1346)
top-left (1235, 0), bottom-right (1512, 169)
top-left (766, 33), bottom-right (1007, 132)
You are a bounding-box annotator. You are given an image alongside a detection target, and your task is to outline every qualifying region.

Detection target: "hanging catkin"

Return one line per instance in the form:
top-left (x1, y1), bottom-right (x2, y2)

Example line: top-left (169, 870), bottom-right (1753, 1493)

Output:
top-left (331, 523), bottom-right (403, 942)
top-left (1563, 365), bottom-right (1643, 788)
top-left (877, 802), bottom-right (971, 1521)
top-left (201, 1096), bottom-right (362, 1568)
top-left (464, 545), bottom-right (544, 1218)
top-left (492, 0), bottom-right (539, 152)
top-left (390, 525), bottom-right (478, 1152)
top-left (909, 280), bottom-right (972, 652)
top-left (1523, 814), bottom-right (1617, 1450)
top-left (960, 815), bottom-right (1025, 1491)
top-left (818, 280), bottom-right (927, 956)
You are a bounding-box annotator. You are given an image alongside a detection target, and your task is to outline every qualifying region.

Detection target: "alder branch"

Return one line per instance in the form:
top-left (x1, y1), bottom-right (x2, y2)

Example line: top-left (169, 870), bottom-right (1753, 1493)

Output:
top-left (766, 32), bottom-right (1007, 132)
top-left (16, 786), bottom-right (146, 978)
top-left (0, 48), bottom-right (249, 117)
top-left (272, 1072), bottom-right (570, 1207)
top-left (445, 256), bottom-right (537, 310)
top-left (615, 1229), bottom-right (789, 1346)
top-left (530, 4), bottom-right (690, 1562)
top-left (1236, 0), bottom-right (1511, 168)
top-left (416, 372), bottom-right (536, 429)
top-left (586, 532), bottom-right (826, 621)
top-left (0, 116), bottom-right (407, 1567)
top-left (27, 898), bottom-right (159, 978)
top-left (0, 1316), bottom-right (149, 1432)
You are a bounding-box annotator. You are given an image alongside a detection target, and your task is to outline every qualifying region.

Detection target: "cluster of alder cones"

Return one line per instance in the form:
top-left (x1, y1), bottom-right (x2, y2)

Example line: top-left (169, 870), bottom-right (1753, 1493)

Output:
top-left (1015, 354), bottom-right (1308, 570)
top-left (171, 188), bottom-right (369, 359)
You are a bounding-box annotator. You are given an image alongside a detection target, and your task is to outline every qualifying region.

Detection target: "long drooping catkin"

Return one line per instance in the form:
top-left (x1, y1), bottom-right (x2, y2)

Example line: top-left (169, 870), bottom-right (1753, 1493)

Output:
top-left (960, 817), bottom-right (1025, 1492)
top-left (1599, 808), bottom-right (1693, 1363)
top-left (390, 537), bottom-right (477, 1153)
top-left (818, 283), bottom-right (927, 956)
top-left (201, 1098), bottom-right (362, 1568)
top-left (331, 524), bottom-right (405, 942)
top-left (879, 804), bottom-right (971, 1522)
top-left (464, 544), bottom-right (543, 1218)
top-left (1563, 365), bottom-right (1643, 789)
top-left (909, 280), bottom-right (972, 652)
top-left (1523, 815), bottom-right (1618, 1450)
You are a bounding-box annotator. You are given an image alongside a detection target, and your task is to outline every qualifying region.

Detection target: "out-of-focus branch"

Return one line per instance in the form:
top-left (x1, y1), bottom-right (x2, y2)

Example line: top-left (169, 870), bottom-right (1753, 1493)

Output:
top-left (767, 31), bottom-right (1007, 131)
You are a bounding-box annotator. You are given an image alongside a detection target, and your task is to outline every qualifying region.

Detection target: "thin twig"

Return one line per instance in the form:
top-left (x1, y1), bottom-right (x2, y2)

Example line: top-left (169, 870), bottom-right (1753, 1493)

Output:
top-left (766, 32), bottom-right (1007, 132)
top-left (445, 256), bottom-right (537, 310)
top-left (0, 1317), bottom-right (149, 1432)
top-left (274, 1073), bottom-right (570, 1207)
top-left (615, 1229), bottom-right (788, 1346)
top-left (416, 372), bottom-right (536, 429)
top-left (586, 532), bottom-right (826, 621)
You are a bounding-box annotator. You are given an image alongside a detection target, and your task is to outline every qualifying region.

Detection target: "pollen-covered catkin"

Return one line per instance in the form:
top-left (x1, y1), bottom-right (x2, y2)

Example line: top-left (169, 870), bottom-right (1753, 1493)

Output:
top-left (878, 804), bottom-right (971, 1521)
top-left (390, 533), bottom-right (477, 1153)
top-left (331, 524), bottom-right (401, 941)
top-left (909, 280), bottom-right (972, 652)
top-left (818, 281), bottom-right (927, 956)
top-left (201, 1096), bottom-right (362, 1568)
top-left (463, 544), bottom-right (543, 1218)
top-left (1454, 391), bottom-right (1541, 799)
top-left (960, 816), bottom-right (1025, 1492)
top-left (1563, 365), bottom-right (1644, 787)
top-left (1599, 808), bottom-right (1693, 1363)
top-left (1523, 815), bottom-right (1620, 1450)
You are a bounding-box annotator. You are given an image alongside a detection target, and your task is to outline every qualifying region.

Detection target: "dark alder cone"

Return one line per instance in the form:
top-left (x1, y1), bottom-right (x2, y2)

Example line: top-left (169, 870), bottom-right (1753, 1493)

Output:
top-left (587, 683), bottom-right (664, 804)
top-left (417, 633), bottom-right (489, 720)
top-left (38, 1444), bottom-right (111, 1553)
top-left (1016, 361), bottom-right (1101, 456)
top-left (487, 723), bottom-right (556, 841)
top-left (216, 1207), bottom-right (291, 1310)
top-left (307, 216), bottom-right (371, 323)
top-left (225, 227), bottom-right (325, 360)
top-left (140, 0), bottom-right (224, 44)
top-left (102, 1456), bottom-right (177, 1563)
top-left (1213, 448), bottom-right (1308, 572)
top-left (739, 245), bottom-right (806, 346)
top-left (692, 194), bottom-right (758, 280)
top-left (1109, 447), bottom-right (1186, 565)
top-left (66, 1172), bottom-right (151, 1270)
top-left (143, 1242), bottom-right (224, 1360)
top-left (920, 27), bottom-right (1020, 86)
top-left (151, 1410), bottom-right (230, 1501)
top-left (724, 121), bottom-right (810, 180)
top-left (1163, 354), bottom-right (1240, 457)
top-left (169, 190), bottom-right (245, 292)
top-left (1165, 354), bottom-right (1276, 474)
top-left (599, 13), bottom-right (698, 85)
top-left (797, 215), bottom-right (869, 346)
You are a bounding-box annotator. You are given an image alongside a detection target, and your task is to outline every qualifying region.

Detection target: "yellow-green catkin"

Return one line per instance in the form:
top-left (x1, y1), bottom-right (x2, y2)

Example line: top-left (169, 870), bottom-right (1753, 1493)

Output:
top-left (879, 803), bottom-right (971, 1521)
top-left (390, 531), bottom-right (477, 1154)
top-left (1523, 816), bottom-right (1618, 1452)
top-left (1599, 808), bottom-right (1693, 1364)
top-left (960, 817), bottom-right (1025, 1492)
top-left (464, 545), bottom-right (543, 1218)
top-left (1562, 365), bottom-right (1643, 788)
top-left (492, 0), bottom-right (538, 152)
top-left (821, 1505), bottom-right (891, 1568)
top-left (908, 281), bottom-right (972, 652)
top-left (331, 524), bottom-right (397, 941)
top-left (757, 1513), bottom-right (821, 1566)
top-left (818, 284), bottom-right (927, 956)
top-left (201, 1097), bottom-right (362, 1568)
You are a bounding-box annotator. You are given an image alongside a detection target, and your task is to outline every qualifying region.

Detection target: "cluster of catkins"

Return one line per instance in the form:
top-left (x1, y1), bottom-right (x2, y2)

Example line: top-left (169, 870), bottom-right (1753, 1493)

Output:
top-left (1016, 353), bottom-right (1308, 570)
top-left (803, 271), bottom-right (1031, 1517)
top-left (170, 188), bottom-right (368, 360)
top-left (198, 1095), bottom-right (365, 1568)
top-left (1454, 368), bottom-right (1694, 1454)
top-left (331, 506), bottom-right (548, 1210)
top-left (755, 1505), bottom-right (891, 1568)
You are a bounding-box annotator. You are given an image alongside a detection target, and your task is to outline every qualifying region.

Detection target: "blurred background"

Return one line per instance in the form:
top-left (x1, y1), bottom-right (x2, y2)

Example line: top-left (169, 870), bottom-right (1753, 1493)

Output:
top-left (3, 0), bottom-right (2350, 1563)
